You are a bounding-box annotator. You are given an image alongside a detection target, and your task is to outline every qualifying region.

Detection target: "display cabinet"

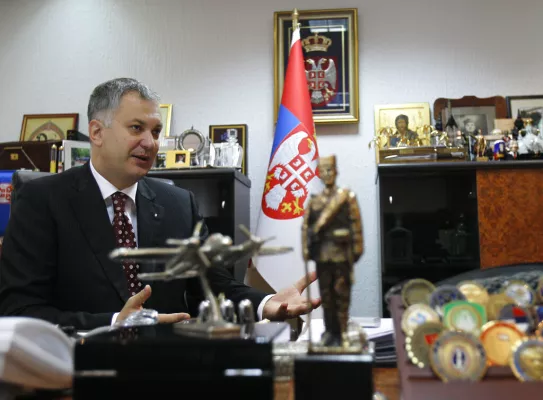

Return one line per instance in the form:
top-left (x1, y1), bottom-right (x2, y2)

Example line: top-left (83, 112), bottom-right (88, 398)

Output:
top-left (147, 167), bottom-right (250, 282)
top-left (378, 160), bottom-right (543, 317)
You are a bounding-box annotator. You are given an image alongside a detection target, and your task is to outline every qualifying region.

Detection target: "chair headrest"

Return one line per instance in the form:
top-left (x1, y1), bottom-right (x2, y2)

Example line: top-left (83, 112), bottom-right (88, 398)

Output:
top-left (11, 170), bottom-right (53, 208)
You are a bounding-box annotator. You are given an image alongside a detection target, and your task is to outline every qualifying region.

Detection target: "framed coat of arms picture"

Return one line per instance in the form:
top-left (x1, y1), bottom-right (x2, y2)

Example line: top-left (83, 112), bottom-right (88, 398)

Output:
top-left (274, 8), bottom-right (359, 125)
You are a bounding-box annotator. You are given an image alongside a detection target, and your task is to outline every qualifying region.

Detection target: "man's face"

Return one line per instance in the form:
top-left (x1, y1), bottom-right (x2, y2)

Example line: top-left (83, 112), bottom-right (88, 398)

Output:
top-left (94, 92), bottom-right (162, 187)
top-left (465, 122), bottom-right (476, 133)
top-left (318, 161), bottom-right (337, 186)
top-left (396, 119), bottom-right (407, 132)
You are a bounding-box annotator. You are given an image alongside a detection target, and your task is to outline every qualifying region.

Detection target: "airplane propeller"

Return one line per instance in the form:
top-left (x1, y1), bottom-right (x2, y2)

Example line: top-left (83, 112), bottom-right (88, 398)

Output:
top-left (238, 224), bottom-right (293, 256)
top-left (238, 224), bottom-right (275, 244)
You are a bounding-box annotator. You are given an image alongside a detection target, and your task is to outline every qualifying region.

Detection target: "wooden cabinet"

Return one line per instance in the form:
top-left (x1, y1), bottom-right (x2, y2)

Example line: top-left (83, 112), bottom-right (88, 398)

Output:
top-left (378, 160), bottom-right (543, 316)
top-left (147, 168), bottom-right (250, 282)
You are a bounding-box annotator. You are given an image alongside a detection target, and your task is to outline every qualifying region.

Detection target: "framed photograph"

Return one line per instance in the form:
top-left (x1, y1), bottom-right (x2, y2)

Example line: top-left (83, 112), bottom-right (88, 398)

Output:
top-left (154, 151), bottom-right (167, 169)
top-left (274, 8), bottom-right (359, 124)
top-left (62, 140), bottom-right (90, 170)
top-left (434, 96), bottom-right (507, 136)
top-left (159, 104), bottom-right (172, 139)
top-left (20, 113), bottom-right (78, 142)
top-left (209, 124), bottom-right (248, 175)
top-left (166, 150), bottom-right (190, 168)
top-left (374, 103), bottom-right (431, 135)
top-left (507, 95), bottom-right (543, 133)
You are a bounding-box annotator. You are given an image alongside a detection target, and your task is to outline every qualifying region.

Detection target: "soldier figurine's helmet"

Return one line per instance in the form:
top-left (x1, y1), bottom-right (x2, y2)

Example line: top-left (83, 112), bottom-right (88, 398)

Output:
top-left (319, 155), bottom-right (337, 168)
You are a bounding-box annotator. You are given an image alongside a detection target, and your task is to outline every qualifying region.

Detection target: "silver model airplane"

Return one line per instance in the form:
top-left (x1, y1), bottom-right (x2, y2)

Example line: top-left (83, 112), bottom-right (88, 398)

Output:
top-left (109, 223), bottom-right (292, 338)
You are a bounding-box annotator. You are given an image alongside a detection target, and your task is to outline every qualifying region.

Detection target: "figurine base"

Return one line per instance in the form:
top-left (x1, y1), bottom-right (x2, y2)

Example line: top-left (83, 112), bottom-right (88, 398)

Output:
top-left (173, 319), bottom-right (241, 339)
top-left (294, 354), bottom-right (374, 400)
top-left (308, 343), bottom-right (364, 354)
top-left (476, 156), bottom-right (489, 162)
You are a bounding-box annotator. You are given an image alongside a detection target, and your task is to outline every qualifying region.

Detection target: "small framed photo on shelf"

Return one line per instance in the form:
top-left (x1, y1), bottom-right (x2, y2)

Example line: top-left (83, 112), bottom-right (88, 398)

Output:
top-left (274, 8), bottom-right (359, 124)
top-left (433, 96), bottom-right (507, 136)
top-left (62, 140), bottom-right (90, 170)
top-left (209, 124), bottom-right (247, 175)
top-left (506, 95), bottom-right (543, 133)
top-left (20, 113), bottom-right (79, 141)
top-left (166, 150), bottom-right (190, 168)
top-left (154, 151), bottom-right (167, 169)
top-left (158, 104), bottom-right (172, 140)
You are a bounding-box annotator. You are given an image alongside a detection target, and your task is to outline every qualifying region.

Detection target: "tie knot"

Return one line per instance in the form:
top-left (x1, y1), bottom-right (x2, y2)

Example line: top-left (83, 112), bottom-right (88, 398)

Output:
top-left (111, 192), bottom-right (129, 210)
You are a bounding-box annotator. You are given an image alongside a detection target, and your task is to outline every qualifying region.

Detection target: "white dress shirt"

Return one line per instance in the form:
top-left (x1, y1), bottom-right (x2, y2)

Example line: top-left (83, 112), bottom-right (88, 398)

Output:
top-left (89, 161), bottom-right (272, 324)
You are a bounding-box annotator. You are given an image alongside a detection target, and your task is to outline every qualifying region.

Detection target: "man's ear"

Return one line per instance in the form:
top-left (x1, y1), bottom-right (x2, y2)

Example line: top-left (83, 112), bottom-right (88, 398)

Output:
top-left (88, 120), bottom-right (104, 146)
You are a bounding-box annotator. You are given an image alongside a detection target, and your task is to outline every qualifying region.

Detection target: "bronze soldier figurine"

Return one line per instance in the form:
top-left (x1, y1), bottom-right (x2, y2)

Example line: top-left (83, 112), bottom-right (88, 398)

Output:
top-left (302, 155), bottom-right (363, 348)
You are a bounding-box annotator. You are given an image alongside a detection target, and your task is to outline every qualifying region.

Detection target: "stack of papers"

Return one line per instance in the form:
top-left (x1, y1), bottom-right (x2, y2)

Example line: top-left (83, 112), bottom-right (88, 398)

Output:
top-left (297, 318), bottom-right (396, 365)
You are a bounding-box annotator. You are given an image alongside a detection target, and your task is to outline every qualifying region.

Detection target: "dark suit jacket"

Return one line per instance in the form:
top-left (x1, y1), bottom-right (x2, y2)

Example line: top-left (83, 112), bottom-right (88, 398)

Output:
top-left (0, 164), bottom-right (267, 330)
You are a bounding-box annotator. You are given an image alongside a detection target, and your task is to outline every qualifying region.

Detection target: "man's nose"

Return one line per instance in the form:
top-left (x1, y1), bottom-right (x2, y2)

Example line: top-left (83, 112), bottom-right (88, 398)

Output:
top-left (140, 130), bottom-right (156, 149)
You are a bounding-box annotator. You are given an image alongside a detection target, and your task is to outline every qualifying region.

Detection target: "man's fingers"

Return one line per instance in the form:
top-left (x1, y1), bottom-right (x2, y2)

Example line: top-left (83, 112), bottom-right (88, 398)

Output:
top-left (311, 298), bottom-right (322, 308)
top-left (126, 285), bottom-right (152, 307)
top-left (294, 270), bottom-right (318, 293)
top-left (157, 312), bottom-right (191, 324)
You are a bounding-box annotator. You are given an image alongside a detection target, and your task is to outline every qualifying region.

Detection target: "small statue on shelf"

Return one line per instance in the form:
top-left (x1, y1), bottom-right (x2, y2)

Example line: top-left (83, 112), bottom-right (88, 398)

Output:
top-left (474, 130), bottom-right (488, 161)
top-left (302, 155), bottom-right (364, 352)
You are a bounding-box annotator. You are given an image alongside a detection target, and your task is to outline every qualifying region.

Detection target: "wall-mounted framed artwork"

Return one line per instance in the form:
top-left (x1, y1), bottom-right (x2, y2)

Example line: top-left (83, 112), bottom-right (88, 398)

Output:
top-left (274, 8), bottom-right (359, 124)
top-left (20, 113), bottom-right (79, 141)
top-left (159, 104), bottom-right (172, 140)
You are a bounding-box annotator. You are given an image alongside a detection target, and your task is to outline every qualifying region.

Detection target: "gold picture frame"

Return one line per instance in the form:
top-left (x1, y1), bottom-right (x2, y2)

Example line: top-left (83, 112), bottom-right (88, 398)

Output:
top-left (20, 113), bottom-right (79, 142)
top-left (274, 8), bottom-right (359, 125)
top-left (166, 150), bottom-right (190, 168)
top-left (159, 104), bottom-right (172, 139)
top-left (374, 103), bottom-right (431, 134)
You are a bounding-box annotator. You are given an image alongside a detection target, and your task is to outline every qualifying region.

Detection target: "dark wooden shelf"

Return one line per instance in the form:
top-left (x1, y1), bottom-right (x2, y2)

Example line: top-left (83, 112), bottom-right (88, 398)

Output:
top-left (378, 159), bottom-right (543, 175)
top-left (148, 167), bottom-right (250, 188)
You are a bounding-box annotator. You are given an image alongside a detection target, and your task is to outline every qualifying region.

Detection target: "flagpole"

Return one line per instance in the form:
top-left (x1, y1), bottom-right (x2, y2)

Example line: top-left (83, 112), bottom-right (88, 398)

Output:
top-left (292, 8), bottom-right (299, 30)
top-left (291, 6), bottom-right (314, 351)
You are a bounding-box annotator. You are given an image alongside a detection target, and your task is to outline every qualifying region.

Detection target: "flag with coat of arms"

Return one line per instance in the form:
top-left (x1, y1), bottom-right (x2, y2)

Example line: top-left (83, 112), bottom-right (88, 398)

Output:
top-left (251, 22), bottom-right (324, 302)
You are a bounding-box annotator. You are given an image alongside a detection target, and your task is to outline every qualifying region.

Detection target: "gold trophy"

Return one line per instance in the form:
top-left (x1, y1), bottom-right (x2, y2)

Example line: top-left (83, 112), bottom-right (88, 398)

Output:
top-left (302, 155), bottom-right (366, 354)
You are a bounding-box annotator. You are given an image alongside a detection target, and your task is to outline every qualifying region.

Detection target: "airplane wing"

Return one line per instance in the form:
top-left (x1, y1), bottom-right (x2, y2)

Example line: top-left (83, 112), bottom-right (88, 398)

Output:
top-left (257, 246), bottom-right (293, 256)
top-left (109, 247), bottom-right (181, 263)
top-left (139, 269), bottom-right (199, 281)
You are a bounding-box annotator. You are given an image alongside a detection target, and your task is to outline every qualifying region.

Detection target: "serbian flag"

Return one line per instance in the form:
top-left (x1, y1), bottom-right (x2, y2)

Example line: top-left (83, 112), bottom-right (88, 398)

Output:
top-left (250, 25), bottom-right (323, 302)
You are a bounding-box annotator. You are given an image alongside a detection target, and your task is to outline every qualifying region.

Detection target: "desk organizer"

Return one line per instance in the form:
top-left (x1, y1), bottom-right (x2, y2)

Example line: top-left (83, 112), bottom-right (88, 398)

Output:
top-left (389, 295), bottom-right (543, 400)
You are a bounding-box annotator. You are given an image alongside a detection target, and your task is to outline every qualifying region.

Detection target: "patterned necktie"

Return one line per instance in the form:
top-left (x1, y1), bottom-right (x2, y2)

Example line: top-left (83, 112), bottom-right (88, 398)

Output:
top-left (111, 192), bottom-right (143, 297)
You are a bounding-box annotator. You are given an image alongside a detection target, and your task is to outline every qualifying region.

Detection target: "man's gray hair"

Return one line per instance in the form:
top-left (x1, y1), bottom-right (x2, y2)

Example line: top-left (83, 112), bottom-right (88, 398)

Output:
top-left (87, 78), bottom-right (160, 126)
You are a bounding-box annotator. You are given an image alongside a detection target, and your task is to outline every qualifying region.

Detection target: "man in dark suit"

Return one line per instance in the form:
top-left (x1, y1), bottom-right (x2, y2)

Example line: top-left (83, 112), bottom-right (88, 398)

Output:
top-left (0, 78), bottom-right (320, 330)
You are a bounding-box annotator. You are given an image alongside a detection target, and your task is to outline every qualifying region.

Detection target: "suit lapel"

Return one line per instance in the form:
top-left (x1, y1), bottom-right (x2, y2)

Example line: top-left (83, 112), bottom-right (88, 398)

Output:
top-left (69, 164), bottom-right (129, 302)
top-left (136, 178), bottom-right (165, 273)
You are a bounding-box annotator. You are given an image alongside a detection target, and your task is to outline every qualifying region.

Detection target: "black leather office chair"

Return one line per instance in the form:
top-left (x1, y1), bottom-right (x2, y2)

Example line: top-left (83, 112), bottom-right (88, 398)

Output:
top-left (10, 170), bottom-right (174, 208)
top-left (10, 170), bottom-right (53, 207)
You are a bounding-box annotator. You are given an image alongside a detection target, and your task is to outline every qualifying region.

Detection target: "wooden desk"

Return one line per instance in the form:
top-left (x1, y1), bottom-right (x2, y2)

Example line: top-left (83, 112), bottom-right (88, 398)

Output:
top-left (274, 367), bottom-right (400, 400)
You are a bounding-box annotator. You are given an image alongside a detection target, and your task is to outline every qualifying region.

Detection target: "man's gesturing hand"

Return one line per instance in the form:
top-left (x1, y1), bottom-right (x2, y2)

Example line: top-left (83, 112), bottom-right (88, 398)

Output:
top-left (117, 285), bottom-right (190, 324)
top-left (262, 271), bottom-right (321, 321)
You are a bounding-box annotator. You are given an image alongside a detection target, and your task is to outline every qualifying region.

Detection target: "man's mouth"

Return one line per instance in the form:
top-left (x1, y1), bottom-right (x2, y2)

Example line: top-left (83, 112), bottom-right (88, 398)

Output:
top-left (131, 155), bottom-right (150, 162)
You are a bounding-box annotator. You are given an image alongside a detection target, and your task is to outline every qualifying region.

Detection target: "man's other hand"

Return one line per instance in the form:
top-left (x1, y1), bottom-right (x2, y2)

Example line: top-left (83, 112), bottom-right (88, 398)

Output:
top-left (262, 271), bottom-right (321, 321)
top-left (117, 284), bottom-right (190, 324)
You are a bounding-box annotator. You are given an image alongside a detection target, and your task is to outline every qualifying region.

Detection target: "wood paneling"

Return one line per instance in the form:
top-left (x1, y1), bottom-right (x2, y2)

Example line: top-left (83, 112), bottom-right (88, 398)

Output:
top-left (477, 168), bottom-right (543, 268)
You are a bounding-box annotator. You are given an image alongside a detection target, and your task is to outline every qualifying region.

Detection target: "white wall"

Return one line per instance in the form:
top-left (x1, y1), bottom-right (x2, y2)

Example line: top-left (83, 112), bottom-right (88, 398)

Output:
top-left (1, 0), bottom-right (542, 317)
